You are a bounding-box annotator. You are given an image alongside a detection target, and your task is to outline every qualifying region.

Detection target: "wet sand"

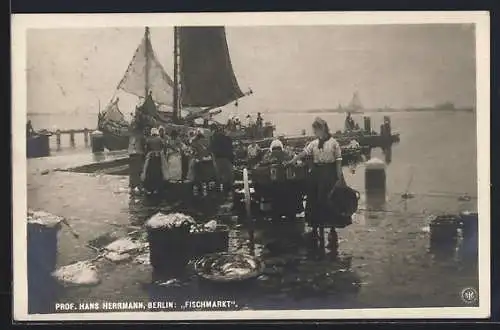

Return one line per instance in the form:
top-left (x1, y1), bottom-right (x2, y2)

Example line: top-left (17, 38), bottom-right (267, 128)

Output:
top-left (26, 157), bottom-right (478, 312)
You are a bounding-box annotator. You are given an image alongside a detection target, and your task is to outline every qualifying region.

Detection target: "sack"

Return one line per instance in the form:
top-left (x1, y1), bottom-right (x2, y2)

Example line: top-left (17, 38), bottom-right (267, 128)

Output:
top-left (332, 215), bottom-right (353, 229)
top-left (327, 184), bottom-right (360, 228)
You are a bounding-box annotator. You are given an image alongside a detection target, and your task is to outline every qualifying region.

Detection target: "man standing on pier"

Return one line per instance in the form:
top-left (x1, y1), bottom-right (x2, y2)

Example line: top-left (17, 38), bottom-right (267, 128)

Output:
top-left (26, 120), bottom-right (35, 137)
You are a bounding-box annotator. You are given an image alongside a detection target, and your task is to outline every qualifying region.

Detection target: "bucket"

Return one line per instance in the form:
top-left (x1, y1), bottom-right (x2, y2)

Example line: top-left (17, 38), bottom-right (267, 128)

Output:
top-left (27, 222), bottom-right (61, 313)
top-left (459, 211), bottom-right (478, 260)
top-left (429, 215), bottom-right (459, 251)
top-left (190, 225), bottom-right (230, 257)
top-left (27, 134), bottom-right (51, 158)
top-left (147, 226), bottom-right (191, 277)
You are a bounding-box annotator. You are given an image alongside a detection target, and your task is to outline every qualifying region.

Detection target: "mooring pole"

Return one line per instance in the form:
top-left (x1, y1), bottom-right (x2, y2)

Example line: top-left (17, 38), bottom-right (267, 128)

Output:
top-left (83, 128), bottom-right (89, 146)
top-left (173, 26), bottom-right (181, 124)
top-left (56, 130), bottom-right (61, 150)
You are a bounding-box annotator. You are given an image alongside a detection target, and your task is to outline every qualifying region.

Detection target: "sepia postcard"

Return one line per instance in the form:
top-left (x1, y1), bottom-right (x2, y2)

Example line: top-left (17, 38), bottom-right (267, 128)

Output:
top-left (12, 11), bottom-right (490, 321)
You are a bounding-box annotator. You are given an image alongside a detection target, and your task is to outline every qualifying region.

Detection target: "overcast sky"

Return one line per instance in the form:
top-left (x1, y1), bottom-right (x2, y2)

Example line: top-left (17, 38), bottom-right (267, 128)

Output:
top-left (26, 24), bottom-right (476, 114)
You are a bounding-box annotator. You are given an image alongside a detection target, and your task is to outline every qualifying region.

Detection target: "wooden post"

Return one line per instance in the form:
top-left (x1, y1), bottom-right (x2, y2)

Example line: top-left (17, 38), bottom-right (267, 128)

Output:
top-left (383, 116), bottom-right (392, 136)
top-left (363, 116), bottom-right (371, 133)
top-left (69, 130), bottom-right (75, 147)
top-left (56, 130), bottom-right (61, 150)
top-left (83, 128), bottom-right (89, 146)
top-left (365, 157), bottom-right (386, 196)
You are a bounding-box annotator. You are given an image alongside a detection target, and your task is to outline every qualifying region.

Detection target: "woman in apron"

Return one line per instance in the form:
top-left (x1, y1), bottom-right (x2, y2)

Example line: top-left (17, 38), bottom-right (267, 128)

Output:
top-left (285, 117), bottom-right (345, 254)
top-left (141, 127), bottom-right (167, 195)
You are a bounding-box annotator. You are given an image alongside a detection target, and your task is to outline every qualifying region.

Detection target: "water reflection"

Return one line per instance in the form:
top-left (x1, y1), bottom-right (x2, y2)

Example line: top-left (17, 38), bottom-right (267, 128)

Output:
top-left (130, 187), bottom-right (362, 309)
top-left (363, 147), bottom-right (372, 161)
top-left (364, 192), bottom-right (387, 227)
top-left (428, 215), bottom-right (460, 262)
top-left (92, 152), bottom-right (106, 163)
top-left (382, 146), bottom-right (392, 164)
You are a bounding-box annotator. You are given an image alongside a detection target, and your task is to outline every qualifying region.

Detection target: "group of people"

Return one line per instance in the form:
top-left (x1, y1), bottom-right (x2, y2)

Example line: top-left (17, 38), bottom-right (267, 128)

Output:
top-left (226, 112), bottom-right (264, 132)
top-left (140, 124), bottom-right (235, 195)
top-left (140, 114), bottom-right (354, 256)
top-left (344, 112), bottom-right (360, 132)
top-left (245, 117), bottom-right (352, 254)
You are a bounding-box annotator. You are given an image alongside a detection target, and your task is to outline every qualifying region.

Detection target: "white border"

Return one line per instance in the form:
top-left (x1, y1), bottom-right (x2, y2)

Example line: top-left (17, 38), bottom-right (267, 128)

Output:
top-left (12, 11), bottom-right (491, 321)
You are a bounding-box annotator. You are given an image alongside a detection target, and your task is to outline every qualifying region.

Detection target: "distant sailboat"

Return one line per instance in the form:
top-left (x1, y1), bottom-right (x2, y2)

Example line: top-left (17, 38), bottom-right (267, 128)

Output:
top-left (345, 91), bottom-right (364, 114)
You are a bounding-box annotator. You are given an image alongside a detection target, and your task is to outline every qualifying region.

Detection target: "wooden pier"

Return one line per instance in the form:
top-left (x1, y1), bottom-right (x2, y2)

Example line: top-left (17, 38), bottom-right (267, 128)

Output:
top-left (42, 128), bottom-right (93, 150)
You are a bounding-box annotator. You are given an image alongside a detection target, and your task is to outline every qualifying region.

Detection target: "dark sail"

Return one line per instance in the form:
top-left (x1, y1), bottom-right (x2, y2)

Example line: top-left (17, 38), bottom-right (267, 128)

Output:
top-left (179, 27), bottom-right (244, 107)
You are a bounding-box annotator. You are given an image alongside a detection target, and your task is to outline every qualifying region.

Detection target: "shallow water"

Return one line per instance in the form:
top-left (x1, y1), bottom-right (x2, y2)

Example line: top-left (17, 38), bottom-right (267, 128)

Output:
top-left (26, 111), bottom-right (479, 312)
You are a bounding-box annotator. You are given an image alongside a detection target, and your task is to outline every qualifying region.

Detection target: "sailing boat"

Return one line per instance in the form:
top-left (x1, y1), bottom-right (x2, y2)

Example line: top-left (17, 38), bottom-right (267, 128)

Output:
top-left (344, 91), bottom-right (364, 114)
top-left (98, 26), bottom-right (254, 151)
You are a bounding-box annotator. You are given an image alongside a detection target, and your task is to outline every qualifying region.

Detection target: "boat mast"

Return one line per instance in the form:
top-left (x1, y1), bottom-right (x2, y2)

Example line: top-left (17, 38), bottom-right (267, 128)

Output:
top-left (144, 27), bottom-right (150, 97)
top-left (173, 26), bottom-right (180, 123)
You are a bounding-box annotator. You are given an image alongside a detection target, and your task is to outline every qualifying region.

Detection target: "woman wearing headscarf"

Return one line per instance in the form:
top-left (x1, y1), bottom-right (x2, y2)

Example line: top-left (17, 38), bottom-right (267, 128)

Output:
top-left (256, 139), bottom-right (300, 221)
top-left (285, 117), bottom-right (345, 253)
top-left (140, 127), bottom-right (168, 194)
top-left (209, 125), bottom-right (234, 191)
top-left (186, 128), bottom-right (212, 182)
top-left (260, 139), bottom-right (288, 165)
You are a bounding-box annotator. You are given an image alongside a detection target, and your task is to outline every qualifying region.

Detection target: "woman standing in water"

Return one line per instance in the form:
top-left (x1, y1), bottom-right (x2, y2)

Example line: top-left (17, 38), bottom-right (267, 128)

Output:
top-left (285, 117), bottom-right (345, 254)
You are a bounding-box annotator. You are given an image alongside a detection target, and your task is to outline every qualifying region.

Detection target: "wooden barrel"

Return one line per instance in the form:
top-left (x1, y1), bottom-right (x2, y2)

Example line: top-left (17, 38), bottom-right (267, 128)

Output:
top-left (27, 222), bottom-right (61, 313)
top-left (90, 130), bottom-right (105, 153)
top-left (147, 225), bottom-right (191, 278)
top-left (460, 211), bottom-right (478, 260)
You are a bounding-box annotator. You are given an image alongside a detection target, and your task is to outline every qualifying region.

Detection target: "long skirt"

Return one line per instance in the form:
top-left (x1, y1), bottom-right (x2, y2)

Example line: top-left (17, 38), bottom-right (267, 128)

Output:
top-left (165, 151), bottom-right (183, 181)
top-left (305, 163), bottom-right (339, 227)
top-left (214, 157), bottom-right (234, 187)
top-left (267, 182), bottom-right (302, 219)
top-left (141, 151), bottom-right (169, 191)
top-left (181, 153), bottom-right (189, 181)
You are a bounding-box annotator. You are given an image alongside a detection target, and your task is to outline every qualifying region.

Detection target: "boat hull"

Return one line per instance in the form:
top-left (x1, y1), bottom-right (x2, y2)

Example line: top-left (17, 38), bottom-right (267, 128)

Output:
top-left (346, 133), bottom-right (400, 148)
top-left (100, 129), bottom-right (130, 151)
top-left (228, 125), bottom-right (275, 141)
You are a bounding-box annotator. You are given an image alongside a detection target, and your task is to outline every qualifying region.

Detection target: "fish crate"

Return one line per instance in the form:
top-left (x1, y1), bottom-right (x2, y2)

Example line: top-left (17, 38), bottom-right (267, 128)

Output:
top-left (252, 164), bottom-right (308, 185)
top-left (429, 214), bottom-right (460, 251)
top-left (190, 225), bottom-right (230, 257)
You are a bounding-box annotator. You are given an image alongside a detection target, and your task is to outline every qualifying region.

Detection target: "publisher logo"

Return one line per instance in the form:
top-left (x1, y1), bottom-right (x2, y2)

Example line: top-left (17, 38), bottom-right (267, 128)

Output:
top-left (460, 287), bottom-right (478, 304)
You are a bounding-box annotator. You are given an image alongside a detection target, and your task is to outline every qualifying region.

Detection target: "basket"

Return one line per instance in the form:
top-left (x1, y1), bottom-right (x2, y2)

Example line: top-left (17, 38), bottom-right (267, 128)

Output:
top-left (194, 252), bottom-right (264, 284)
top-left (190, 225), bottom-right (230, 257)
